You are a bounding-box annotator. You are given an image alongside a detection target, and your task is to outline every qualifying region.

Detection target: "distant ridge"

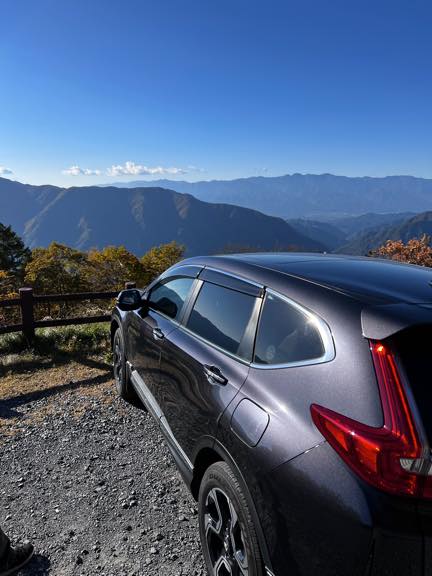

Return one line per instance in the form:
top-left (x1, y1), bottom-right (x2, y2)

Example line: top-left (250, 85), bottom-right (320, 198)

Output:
top-left (0, 177), bottom-right (324, 255)
top-left (107, 173), bottom-right (432, 219)
top-left (337, 211), bottom-right (432, 255)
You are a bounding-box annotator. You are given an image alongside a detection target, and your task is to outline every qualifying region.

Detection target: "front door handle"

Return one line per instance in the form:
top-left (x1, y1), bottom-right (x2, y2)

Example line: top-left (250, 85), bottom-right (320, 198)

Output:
top-left (152, 327), bottom-right (164, 340)
top-left (203, 365), bottom-right (228, 386)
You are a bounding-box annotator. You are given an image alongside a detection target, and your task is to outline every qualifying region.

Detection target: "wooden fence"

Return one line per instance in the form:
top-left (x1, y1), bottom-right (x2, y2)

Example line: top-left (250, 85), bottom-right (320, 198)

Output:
top-left (0, 282), bottom-right (136, 340)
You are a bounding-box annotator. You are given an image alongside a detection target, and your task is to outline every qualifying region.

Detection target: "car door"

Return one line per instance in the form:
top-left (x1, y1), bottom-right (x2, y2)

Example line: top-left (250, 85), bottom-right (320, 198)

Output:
top-left (127, 273), bottom-right (197, 409)
top-left (157, 269), bottom-right (263, 464)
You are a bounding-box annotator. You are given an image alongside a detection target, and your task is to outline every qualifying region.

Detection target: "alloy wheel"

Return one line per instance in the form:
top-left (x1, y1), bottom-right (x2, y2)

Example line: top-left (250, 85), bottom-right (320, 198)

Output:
top-left (204, 487), bottom-right (249, 576)
top-left (113, 332), bottom-right (123, 387)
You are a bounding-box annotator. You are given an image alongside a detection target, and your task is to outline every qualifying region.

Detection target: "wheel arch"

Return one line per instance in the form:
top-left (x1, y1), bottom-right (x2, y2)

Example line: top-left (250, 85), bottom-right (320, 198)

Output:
top-left (191, 446), bottom-right (223, 500)
top-left (110, 317), bottom-right (121, 347)
top-left (192, 439), bottom-right (274, 575)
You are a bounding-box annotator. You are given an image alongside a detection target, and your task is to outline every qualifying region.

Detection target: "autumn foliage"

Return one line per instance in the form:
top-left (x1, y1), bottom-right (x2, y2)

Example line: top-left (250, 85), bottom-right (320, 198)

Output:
top-left (370, 234), bottom-right (432, 267)
top-left (20, 241), bottom-right (185, 296)
top-left (0, 223), bottom-right (185, 324)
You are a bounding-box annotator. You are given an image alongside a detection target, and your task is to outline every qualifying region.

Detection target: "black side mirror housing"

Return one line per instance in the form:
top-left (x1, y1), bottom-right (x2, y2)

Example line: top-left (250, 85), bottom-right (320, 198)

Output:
top-left (117, 289), bottom-right (143, 311)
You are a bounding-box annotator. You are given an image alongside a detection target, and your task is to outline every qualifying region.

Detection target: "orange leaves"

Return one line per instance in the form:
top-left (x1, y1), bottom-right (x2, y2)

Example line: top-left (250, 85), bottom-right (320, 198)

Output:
top-left (371, 234), bottom-right (432, 268)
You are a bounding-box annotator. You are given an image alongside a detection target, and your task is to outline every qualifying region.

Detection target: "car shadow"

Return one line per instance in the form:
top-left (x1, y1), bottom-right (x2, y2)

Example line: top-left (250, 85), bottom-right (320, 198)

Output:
top-left (0, 371), bottom-right (112, 419)
top-left (21, 553), bottom-right (51, 575)
top-left (0, 354), bottom-right (111, 378)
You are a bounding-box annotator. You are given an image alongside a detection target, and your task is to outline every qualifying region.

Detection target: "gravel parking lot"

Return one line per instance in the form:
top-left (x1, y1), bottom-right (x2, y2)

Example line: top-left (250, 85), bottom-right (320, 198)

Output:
top-left (0, 357), bottom-right (206, 575)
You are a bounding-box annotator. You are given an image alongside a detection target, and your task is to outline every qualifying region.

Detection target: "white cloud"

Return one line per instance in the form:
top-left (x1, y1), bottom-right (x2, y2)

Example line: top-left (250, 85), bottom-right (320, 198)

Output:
top-left (107, 161), bottom-right (188, 177)
top-left (62, 165), bottom-right (101, 176)
top-left (0, 166), bottom-right (13, 175)
top-left (187, 165), bottom-right (207, 173)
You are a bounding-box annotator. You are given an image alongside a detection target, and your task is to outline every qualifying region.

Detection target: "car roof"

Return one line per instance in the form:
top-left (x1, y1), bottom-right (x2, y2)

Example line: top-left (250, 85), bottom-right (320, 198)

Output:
top-left (182, 252), bottom-right (432, 304)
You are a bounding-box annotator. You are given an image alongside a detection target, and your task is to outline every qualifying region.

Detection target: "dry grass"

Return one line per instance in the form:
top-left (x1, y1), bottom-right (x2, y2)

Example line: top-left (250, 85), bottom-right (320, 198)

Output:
top-left (0, 323), bottom-right (114, 437)
top-left (0, 356), bottom-right (115, 439)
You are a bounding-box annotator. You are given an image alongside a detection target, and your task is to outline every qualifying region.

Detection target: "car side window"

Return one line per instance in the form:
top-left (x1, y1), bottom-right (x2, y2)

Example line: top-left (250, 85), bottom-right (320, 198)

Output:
top-left (254, 292), bottom-right (325, 366)
top-left (148, 277), bottom-right (195, 321)
top-left (186, 282), bottom-right (256, 360)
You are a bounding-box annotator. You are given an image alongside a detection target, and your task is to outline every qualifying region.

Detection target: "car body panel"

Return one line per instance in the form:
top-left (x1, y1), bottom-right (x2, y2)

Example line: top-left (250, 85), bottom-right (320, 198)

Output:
top-left (361, 302), bottom-right (432, 339)
top-left (158, 324), bottom-right (250, 462)
top-left (127, 307), bottom-right (176, 394)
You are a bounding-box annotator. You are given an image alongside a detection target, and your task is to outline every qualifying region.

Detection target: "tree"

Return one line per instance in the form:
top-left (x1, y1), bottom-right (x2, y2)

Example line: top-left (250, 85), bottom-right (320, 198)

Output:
top-left (87, 246), bottom-right (146, 291)
top-left (0, 270), bottom-right (15, 297)
top-left (370, 234), bottom-right (432, 267)
top-left (24, 242), bottom-right (92, 294)
top-left (141, 241), bottom-right (185, 284)
top-left (0, 223), bottom-right (31, 282)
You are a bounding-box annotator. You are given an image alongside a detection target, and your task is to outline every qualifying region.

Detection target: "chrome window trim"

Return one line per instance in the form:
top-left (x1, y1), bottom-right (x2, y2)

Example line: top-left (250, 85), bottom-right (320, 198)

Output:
top-left (250, 288), bottom-right (335, 370)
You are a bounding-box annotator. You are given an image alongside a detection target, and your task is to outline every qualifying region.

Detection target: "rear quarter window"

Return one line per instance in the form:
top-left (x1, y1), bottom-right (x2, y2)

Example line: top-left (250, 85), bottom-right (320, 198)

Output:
top-left (254, 292), bottom-right (326, 366)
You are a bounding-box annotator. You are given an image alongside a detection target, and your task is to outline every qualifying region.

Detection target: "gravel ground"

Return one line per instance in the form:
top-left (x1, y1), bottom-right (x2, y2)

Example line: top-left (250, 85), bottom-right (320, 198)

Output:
top-left (0, 357), bottom-right (206, 575)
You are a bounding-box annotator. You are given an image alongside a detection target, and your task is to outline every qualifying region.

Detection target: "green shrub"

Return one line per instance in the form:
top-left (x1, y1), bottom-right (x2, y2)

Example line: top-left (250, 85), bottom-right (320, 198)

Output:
top-left (0, 323), bottom-right (110, 358)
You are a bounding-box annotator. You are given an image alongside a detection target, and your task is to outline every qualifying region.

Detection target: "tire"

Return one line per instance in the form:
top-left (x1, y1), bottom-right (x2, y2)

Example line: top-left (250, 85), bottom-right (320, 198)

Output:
top-left (112, 327), bottom-right (136, 402)
top-left (198, 461), bottom-right (264, 576)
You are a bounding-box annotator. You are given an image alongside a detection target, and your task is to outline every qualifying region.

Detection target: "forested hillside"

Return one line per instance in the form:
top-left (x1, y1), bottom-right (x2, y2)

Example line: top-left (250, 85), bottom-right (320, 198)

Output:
top-left (0, 178), bottom-right (323, 255)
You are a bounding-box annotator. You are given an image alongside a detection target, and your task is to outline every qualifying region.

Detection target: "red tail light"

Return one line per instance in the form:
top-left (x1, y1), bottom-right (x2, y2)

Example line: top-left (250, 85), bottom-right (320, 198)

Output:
top-left (311, 341), bottom-right (432, 499)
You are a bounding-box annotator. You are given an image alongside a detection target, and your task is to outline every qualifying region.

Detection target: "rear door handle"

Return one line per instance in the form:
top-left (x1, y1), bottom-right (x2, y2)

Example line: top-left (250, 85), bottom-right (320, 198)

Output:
top-left (203, 365), bottom-right (228, 386)
top-left (152, 327), bottom-right (164, 340)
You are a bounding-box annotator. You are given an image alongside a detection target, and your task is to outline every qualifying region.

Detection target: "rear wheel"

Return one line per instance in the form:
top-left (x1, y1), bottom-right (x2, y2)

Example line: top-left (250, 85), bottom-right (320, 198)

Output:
top-left (112, 328), bottom-right (136, 402)
top-left (198, 462), bottom-right (264, 576)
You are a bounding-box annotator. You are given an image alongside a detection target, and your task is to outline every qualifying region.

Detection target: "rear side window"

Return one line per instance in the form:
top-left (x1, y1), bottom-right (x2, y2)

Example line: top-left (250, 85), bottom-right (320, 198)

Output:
top-left (186, 282), bottom-right (256, 360)
top-left (149, 277), bottom-right (195, 321)
top-left (254, 292), bottom-right (325, 366)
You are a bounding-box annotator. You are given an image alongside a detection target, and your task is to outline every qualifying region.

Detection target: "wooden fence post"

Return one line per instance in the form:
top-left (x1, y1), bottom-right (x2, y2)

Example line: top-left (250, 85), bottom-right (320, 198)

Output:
top-left (19, 287), bottom-right (35, 341)
top-left (125, 281), bottom-right (136, 289)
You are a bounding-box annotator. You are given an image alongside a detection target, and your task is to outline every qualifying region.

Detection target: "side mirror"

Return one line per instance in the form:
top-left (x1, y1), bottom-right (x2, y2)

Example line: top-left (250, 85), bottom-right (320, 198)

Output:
top-left (117, 289), bottom-right (143, 311)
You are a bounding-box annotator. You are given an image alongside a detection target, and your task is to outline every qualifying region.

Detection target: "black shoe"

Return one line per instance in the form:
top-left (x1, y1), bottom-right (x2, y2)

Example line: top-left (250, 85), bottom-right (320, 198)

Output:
top-left (0, 543), bottom-right (34, 576)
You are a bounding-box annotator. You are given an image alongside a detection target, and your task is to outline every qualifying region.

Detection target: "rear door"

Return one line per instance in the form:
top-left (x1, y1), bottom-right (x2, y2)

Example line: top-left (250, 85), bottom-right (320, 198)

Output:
top-left (157, 270), bottom-right (263, 462)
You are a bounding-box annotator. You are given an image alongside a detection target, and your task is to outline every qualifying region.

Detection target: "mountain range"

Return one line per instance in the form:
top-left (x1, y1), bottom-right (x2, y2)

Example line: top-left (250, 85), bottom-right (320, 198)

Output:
top-left (336, 211), bottom-right (432, 255)
top-left (108, 173), bottom-right (432, 219)
top-left (0, 177), bottom-right (323, 255)
top-left (2, 173), bottom-right (432, 257)
top-left (287, 212), bottom-right (416, 252)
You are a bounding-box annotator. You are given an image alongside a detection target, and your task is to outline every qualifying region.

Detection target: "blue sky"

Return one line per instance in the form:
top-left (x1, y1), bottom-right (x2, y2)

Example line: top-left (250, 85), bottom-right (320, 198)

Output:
top-left (1, 0), bottom-right (431, 186)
